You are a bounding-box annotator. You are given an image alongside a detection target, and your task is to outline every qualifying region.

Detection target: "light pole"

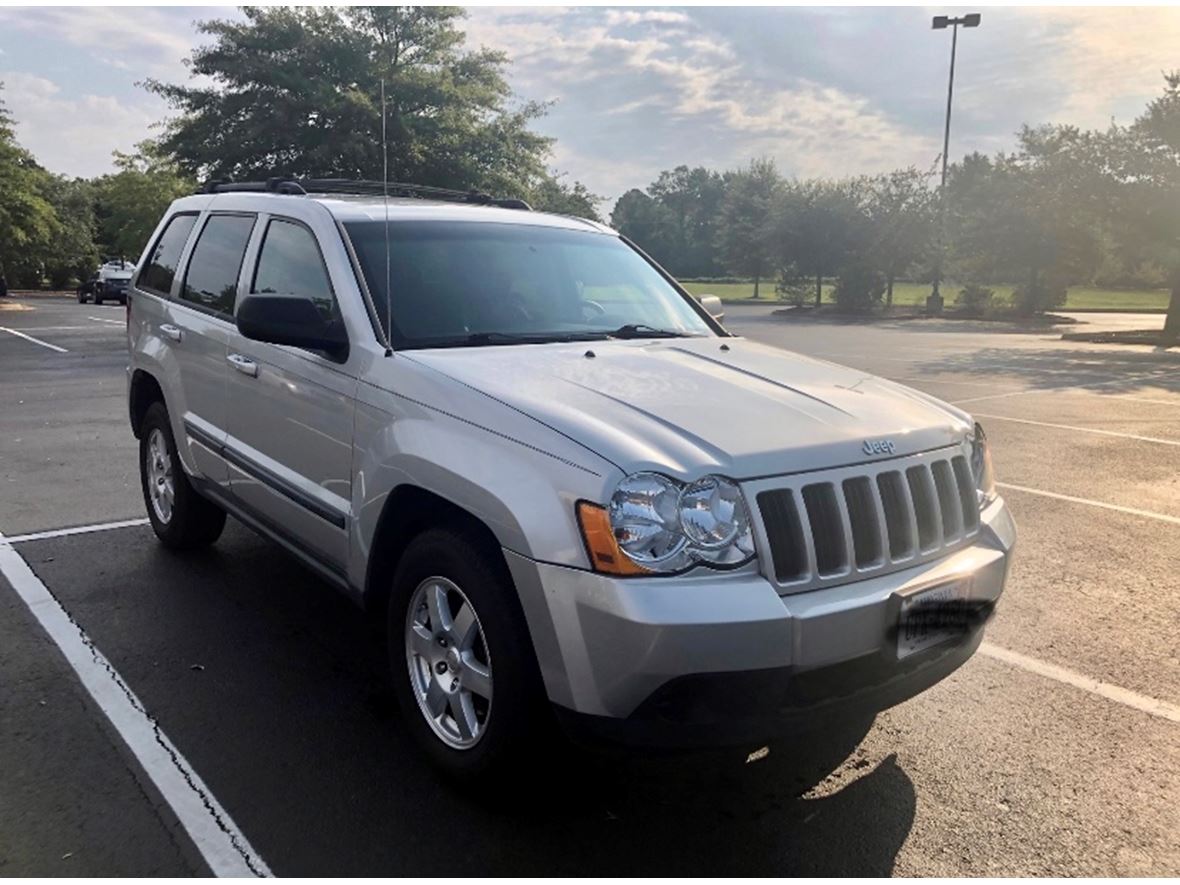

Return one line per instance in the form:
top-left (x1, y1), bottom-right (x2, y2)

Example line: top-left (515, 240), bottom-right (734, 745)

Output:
top-left (927, 12), bottom-right (980, 314)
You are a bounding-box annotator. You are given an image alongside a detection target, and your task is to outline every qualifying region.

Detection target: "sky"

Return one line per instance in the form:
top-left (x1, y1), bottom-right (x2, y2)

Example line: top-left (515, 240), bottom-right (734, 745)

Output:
top-left (1, 5), bottom-right (1178, 208)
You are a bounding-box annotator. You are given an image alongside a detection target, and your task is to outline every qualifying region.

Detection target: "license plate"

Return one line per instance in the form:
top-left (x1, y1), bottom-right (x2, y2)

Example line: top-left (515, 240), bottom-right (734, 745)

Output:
top-left (897, 578), bottom-right (972, 659)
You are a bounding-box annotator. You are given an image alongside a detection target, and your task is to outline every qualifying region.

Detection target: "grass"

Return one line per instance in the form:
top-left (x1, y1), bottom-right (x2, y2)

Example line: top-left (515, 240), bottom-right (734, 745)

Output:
top-left (680, 280), bottom-right (1171, 311)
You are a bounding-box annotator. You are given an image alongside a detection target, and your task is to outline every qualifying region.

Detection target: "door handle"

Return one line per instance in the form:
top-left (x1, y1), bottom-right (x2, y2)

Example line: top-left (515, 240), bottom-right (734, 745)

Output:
top-left (227, 353), bottom-right (259, 377)
top-left (159, 323), bottom-right (182, 342)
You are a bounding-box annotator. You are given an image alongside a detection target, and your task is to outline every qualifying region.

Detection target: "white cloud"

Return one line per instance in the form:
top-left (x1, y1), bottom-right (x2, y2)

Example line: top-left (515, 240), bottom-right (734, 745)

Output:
top-left (0, 71), bottom-right (165, 178)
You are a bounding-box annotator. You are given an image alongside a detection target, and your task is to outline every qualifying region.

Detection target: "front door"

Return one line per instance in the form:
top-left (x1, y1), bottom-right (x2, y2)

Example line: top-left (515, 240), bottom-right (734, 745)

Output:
top-left (223, 216), bottom-right (356, 573)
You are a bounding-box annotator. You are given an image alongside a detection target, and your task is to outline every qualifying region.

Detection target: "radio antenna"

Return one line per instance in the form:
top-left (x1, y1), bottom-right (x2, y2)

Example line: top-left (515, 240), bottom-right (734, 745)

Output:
top-left (381, 78), bottom-right (393, 356)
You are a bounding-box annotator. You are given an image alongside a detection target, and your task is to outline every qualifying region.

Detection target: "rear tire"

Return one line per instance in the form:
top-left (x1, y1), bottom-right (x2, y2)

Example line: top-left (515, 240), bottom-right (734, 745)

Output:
top-left (388, 528), bottom-right (549, 783)
top-left (94, 292), bottom-right (103, 305)
top-left (139, 402), bottom-right (226, 549)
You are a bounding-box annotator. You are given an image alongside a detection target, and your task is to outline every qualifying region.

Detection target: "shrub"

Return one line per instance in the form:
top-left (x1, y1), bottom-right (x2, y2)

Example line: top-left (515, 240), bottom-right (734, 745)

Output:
top-left (1012, 276), bottom-right (1067, 315)
top-left (956, 283), bottom-right (995, 316)
top-left (833, 264), bottom-right (886, 312)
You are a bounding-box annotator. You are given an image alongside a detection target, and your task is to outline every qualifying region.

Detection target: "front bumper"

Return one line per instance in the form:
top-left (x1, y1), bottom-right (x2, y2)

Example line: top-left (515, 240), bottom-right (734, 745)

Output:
top-left (505, 496), bottom-right (1015, 748)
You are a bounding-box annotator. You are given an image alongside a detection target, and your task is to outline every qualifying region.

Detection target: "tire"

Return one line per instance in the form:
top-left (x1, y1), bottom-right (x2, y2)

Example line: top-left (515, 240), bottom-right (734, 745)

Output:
top-left (138, 401), bottom-right (226, 549)
top-left (94, 293), bottom-right (103, 305)
top-left (76, 290), bottom-right (85, 303)
top-left (388, 527), bottom-right (548, 783)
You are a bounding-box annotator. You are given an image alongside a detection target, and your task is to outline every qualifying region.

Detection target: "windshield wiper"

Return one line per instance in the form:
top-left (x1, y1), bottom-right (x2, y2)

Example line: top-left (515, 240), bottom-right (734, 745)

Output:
top-left (434, 331), bottom-right (607, 347)
top-left (607, 323), bottom-right (692, 339)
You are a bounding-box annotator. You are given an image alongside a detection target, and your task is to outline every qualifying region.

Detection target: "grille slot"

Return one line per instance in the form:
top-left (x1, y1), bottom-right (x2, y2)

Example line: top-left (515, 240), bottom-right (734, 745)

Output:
top-left (877, 471), bottom-right (913, 559)
top-left (754, 447), bottom-right (983, 593)
top-left (952, 455), bottom-right (980, 531)
top-left (931, 459), bottom-right (963, 540)
top-left (906, 466), bottom-right (940, 550)
top-left (756, 489), bottom-right (808, 582)
top-left (802, 483), bottom-right (847, 576)
top-left (842, 476), bottom-right (882, 567)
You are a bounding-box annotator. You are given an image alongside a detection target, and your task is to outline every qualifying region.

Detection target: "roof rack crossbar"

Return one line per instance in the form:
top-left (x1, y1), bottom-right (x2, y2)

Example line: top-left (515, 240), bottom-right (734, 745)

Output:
top-left (197, 177), bottom-right (530, 210)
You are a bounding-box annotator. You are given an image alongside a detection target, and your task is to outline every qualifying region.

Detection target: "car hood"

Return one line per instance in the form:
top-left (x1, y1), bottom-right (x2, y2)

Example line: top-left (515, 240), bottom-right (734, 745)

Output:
top-left (405, 337), bottom-right (972, 479)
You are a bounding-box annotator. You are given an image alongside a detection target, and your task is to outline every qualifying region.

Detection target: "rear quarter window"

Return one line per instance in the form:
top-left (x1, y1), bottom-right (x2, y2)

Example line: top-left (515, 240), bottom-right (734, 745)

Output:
top-left (138, 214), bottom-right (198, 296)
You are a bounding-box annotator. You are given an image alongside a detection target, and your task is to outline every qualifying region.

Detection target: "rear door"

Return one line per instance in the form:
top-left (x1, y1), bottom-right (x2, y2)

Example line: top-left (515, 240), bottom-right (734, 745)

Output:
top-left (223, 215), bottom-right (357, 573)
top-left (167, 212), bottom-right (258, 485)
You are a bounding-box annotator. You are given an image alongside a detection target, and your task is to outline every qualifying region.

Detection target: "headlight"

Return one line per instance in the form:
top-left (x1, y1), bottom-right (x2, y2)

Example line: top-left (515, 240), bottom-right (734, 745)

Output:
top-left (578, 472), bottom-right (756, 575)
top-left (970, 422), bottom-right (997, 508)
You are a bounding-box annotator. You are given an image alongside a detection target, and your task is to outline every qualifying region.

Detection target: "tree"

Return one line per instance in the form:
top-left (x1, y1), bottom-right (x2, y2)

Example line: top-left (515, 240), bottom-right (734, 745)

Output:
top-left (1120, 72), bottom-right (1180, 341)
top-left (93, 143), bottom-right (194, 261)
top-left (646, 165), bottom-right (726, 277)
top-left (528, 174), bottom-right (601, 221)
top-left (774, 178), bottom-right (868, 307)
top-left (144, 6), bottom-right (572, 199)
top-left (945, 143), bottom-right (1100, 314)
top-left (610, 188), bottom-right (677, 266)
top-left (0, 83), bottom-right (58, 285)
top-left (41, 176), bottom-right (99, 288)
top-left (863, 167), bottom-right (936, 306)
top-left (716, 158), bottom-right (781, 298)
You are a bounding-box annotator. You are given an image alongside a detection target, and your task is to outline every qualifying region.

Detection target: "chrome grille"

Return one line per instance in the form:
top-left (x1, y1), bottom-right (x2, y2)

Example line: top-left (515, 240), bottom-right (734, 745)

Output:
top-left (752, 448), bottom-right (979, 593)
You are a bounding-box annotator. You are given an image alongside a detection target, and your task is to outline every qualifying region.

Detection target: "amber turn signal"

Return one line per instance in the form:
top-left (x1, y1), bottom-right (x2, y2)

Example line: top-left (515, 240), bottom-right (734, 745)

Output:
top-left (576, 501), bottom-right (650, 576)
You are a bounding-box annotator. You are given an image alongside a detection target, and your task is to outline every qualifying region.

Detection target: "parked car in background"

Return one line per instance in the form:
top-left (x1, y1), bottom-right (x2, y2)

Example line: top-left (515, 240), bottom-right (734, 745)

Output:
top-left (79, 260), bottom-right (135, 304)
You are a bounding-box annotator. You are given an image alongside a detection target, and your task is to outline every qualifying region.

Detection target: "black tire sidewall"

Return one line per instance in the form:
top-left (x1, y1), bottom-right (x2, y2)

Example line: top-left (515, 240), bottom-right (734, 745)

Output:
top-left (138, 402), bottom-right (225, 549)
top-left (387, 528), bottom-right (545, 781)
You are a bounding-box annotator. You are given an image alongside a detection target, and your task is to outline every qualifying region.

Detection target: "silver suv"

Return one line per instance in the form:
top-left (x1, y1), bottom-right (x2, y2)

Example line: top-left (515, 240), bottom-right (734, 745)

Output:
top-left (126, 179), bottom-right (1015, 779)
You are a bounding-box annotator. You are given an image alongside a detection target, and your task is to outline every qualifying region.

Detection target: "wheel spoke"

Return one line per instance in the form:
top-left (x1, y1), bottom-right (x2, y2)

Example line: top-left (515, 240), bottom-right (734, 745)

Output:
top-left (449, 692), bottom-right (478, 740)
top-left (425, 678), bottom-right (448, 717)
top-left (451, 601), bottom-right (478, 649)
top-left (408, 623), bottom-right (434, 659)
top-left (460, 654), bottom-right (492, 700)
top-left (426, 583), bottom-right (452, 634)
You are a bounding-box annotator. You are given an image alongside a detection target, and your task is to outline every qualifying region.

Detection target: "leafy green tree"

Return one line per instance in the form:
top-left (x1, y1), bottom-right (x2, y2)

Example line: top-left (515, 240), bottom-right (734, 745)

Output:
top-left (716, 158), bottom-right (781, 298)
top-left (774, 178), bottom-right (868, 307)
top-left (1118, 73), bottom-right (1180, 341)
top-left (646, 165), bottom-right (726, 277)
top-left (41, 176), bottom-right (99, 288)
top-left (528, 174), bottom-right (601, 221)
top-left (144, 6), bottom-right (577, 199)
top-left (610, 188), bottom-right (678, 266)
top-left (0, 83), bottom-right (58, 286)
top-left (93, 144), bottom-right (194, 261)
top-left (945, 143), bottom-right (1100, 314)
top-left (863, 167), bottom-right (936, 306)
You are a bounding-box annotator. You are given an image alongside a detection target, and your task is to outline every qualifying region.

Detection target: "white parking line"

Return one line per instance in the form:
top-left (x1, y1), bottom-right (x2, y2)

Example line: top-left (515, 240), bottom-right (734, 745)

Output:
top-left (14, 325), bottom-right (124, 333)
top-left (6, 518), bottom-right (150, 545)
top-left (0, 531), bottom-right (271, 877)
top-left (980, 642), bottom-right (1180, 724)
top-left (975, 413), bottom-right (1180, 447)
top-left (0, 326), bottom-right (68, 353)
top-left (87, 315), bottom-right (124, 326)
top-left (997, 482), bottom-right (1180, 526)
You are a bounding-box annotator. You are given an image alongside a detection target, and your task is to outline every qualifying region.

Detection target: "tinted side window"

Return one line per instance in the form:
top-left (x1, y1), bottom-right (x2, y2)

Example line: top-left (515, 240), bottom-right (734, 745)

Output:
top-left (138, 214), bottom-right (198, 295)
top-left (180, 215), bottom-right (256, 315)
top-left (252, 219), bottom-right (337, 319)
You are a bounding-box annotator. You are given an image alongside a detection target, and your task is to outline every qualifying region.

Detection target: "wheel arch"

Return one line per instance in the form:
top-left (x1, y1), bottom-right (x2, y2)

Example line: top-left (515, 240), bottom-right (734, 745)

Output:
top-left (363, 484), bottom-right (511, 618)
top-left (128, 368), bottom-right (167, 439)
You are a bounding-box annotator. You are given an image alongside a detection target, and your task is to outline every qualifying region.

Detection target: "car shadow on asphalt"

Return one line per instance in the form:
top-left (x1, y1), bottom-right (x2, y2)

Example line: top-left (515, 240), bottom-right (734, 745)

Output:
top-left (21, 523), bottom-right (917, 876)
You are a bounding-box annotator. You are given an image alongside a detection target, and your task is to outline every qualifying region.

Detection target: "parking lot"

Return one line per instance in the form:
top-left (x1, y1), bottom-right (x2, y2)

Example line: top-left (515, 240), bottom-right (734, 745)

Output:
top-left (1, 293), bottom-right (1177, 876)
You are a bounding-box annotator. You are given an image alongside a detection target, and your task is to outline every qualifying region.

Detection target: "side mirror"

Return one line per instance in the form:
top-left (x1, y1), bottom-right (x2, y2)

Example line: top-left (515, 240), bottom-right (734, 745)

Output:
top-left (698, 293), bottom-right (725, 324)
top-left (236, 293), bottom-right (349, 358)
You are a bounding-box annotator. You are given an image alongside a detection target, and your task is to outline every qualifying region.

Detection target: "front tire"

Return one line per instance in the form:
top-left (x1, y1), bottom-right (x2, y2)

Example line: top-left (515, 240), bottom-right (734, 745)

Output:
top-left (139, 402), bottom-right (226, 549)
top-left (388, 528), bottom-right (547, 782)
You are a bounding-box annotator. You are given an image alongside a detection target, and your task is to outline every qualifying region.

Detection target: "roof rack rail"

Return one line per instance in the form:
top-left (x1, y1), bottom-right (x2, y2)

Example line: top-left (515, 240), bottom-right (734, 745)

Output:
top-left (198, 177), bottom-right (531, 210)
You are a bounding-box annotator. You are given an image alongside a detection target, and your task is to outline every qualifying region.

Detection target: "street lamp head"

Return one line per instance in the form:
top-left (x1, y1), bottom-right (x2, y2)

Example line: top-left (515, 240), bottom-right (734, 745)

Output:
top-left (932, 15), bottom-right (949, 29)
top-left (963, 13), bottom-right (982, 27)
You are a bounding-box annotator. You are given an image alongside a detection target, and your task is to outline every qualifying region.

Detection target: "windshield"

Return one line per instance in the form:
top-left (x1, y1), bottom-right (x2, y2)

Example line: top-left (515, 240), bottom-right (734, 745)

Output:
top-left (344, 220), bottom-right (715, 348)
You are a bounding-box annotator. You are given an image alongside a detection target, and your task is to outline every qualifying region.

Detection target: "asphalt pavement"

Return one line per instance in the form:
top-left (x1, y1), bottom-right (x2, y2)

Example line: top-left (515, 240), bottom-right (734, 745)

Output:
top-left (1, 293), bottom-right (1177, 875)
